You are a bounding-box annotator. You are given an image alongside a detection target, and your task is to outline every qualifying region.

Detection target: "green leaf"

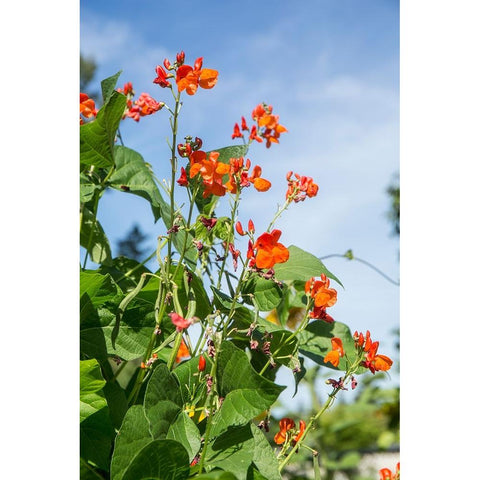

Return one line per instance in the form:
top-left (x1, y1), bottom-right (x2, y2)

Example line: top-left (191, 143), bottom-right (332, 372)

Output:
top-left (80, 172), bottom-right (102, 204)
top-left (298, 320), bottom-right (363, 372)
top-left (144, 364), bottom-right (183, 438)
top-left (250, 425), bottom-right (282, 480)
top-left (80, 305), bottom-right (156, 361)
top-left (80, 271), bottom-right (123, 309)
top-left (80, 359), bottom-right (114, 471)
top-left (211, 341), bottom-right (285, 437)
top-left (101, 71), bottom-right (122, 103)
top-left (121, 440), bottom-right (190, 480)
top-left (110, 405), bottom-right (153, 480)
top-left (80, 91), bottom-right (126, 169)
top-left (242, 277), bottom-right (284, 312)
top-left (97, 256), bottom-right (152, 292)
top-left (167, 411), bottom-right (202, 462)
top-left (110, 145), bottom-right (164, 222)
top-left (206, 424), bottom-right (255, 480)
top-left (274, 245), bottom-right (343, 287)
top-left (80, 206), bottom-right (113, 266)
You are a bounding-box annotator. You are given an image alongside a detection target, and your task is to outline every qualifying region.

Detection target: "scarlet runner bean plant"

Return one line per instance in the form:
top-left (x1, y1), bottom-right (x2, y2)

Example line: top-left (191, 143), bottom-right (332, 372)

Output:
top-left (80, 52), bottom-right (395, 480)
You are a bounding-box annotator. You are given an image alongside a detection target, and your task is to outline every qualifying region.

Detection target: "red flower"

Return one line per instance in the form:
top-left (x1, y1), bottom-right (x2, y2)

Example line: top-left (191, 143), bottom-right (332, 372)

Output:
top-left (198, 355), bottom-right (206, 372)
top-left (232, 122), bottom-right (242, 139)
top-left (305, 274), bottom-right (337, 309)
top-left (252, 230), bottom-right (289, 270)
top-left (292, 420), bottom-right (306, 445)
top-left (169, 312), bottom-right (194, 332)
top-left (286, 172), bottom-right (319, 203)
top-left (153, 65), bottom-right (172, 88)
top-left (177, 167), bottom-right (188, 187)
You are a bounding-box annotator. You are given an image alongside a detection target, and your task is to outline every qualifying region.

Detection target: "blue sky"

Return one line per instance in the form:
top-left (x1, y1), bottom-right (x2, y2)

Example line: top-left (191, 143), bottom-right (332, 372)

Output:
top-left (80, 0), bottom-right (400, 395)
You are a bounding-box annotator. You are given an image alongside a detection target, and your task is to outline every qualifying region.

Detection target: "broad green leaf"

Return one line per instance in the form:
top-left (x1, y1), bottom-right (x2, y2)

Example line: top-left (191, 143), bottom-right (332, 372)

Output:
top-left (109, 146), bottom-right (164, 222)
top-left (242, 277), bottom-right (284, 312)
top-left (144, 364), bottom-right (183, 438)
top-left (80, 358), bottom-right (106, 398)
top-left (211, 341), bottom-right (285, 437)
top-left (80, 206), bottom-right (113, 266)
top-left (110, 405), bottom-right (153, 480)
top-left (298, 320), bottom-right (363, 372)
top-left (166, 411), bottom-right (202, 462)
top-left (274, 245), bottom-right (343, 287)
top-left (80, 306), bottom-right (156, 361)
top-left (80, 359), bottom-right (114, 471)
top-left (80, 91), bottom-right (126, 168)
top-left (80, 172), bottom-right (102, 204)
top-left (121, 440), bottom-right (190, 480)
top-left (250, 425), bottom-right (282, 480)
top-left (101, 71), bottom-right (122, 103)
top-left (80, 271), bottom-right (123, 309)
top-left (205, 424), bottom-right (255, 480)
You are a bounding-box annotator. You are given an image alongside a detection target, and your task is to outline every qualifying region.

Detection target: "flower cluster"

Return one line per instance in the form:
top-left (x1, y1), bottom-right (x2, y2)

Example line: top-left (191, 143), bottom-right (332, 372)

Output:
top-left (117, 82), bottom-right (163, 122)
top-left (154, 52), bottom-right (218, 95)
top-left (305, 273), bottom-right (337, 322)
top-left (183, 150), bottom-right (272, 199)
top-left (274, 417), bottom-right (306, 446)
top-left (285, 171), bottom-right (319, 203)
top-left (354, 330), bottom-right (393, 374)
top-left (80, 93), bottom-right (97, 124)
top-left (232, 103), bottom-right (288, 148)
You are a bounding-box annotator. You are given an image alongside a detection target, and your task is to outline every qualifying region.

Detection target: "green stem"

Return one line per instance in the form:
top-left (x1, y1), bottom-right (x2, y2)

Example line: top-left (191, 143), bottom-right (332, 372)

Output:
top-left (319, 253), bottom-right (399, 286)
top-left (216, 191), bottom-right (241, 289)
top-left (267, 198), bottom-right (292, 232)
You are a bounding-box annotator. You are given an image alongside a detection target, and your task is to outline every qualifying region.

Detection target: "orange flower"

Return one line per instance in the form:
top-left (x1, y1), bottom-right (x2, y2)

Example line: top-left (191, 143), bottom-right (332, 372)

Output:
top-left (273, 417), bottom-right (295, 445)
top-left (175, 338), bottom-right (190, 363)
top-left (354, 330), bottom-right (393, 374)
top-left (80, 93), bottom-right (97, 124)
top-left (224, 158), bottom-right (271, 194)
top-left (379, 462), bottom-right (400, 480)
top-left (189, 150), bottom-right (230, 198)
top-left (324, 337), bottom-right (344, 367)
top-left (176, 57), bottom-right (218, 95)
top-left (292, 420), bottom-right (306, 445)
top-left (252, 230), bottom-right (289, 269)
top-left (305, 274), bottom-right (337, 308)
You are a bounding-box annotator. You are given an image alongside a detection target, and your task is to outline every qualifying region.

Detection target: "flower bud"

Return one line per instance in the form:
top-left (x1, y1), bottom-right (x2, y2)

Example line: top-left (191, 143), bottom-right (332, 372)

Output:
top-left (176, 51), bottom-right (185, 66)
top-left (235, 221), bottom-right (245, 236)
top-left (198, 355), bottom-right (206, 371)
top-left (248, 219), bottom-right (255, 234)
top-left (163, 58), bottom-right (172, 70)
